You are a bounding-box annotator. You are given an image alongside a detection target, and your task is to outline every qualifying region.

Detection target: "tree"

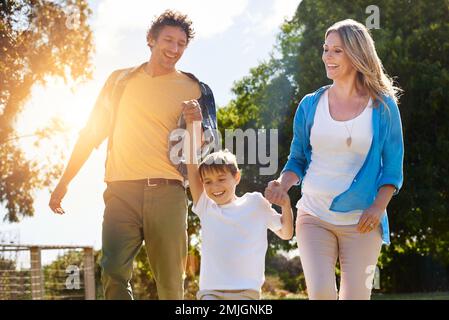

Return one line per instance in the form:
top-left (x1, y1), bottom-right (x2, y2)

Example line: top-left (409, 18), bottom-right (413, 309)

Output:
top-left (221, 0), bottom-right (449, 291)
top-left (0, 0), bottom-right (93, 222)
top-left (0, 255), bottom-right (30, 299)
top-left (43, 249), bottom-right (85, 299)
top-left (217, 60), bottom-right (297, 254)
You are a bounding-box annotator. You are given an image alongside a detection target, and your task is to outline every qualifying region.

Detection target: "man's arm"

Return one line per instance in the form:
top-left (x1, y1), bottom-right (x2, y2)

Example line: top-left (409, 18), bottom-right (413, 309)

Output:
top-left (49, 136), bottom-right (96, 214)
top-left (49, 72), bottom-right (116, 214)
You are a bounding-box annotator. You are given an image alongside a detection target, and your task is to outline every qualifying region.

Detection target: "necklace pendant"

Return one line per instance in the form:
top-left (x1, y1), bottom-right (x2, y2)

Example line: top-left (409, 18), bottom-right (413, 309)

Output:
top-left (346, 137), bottom-right (352, 147)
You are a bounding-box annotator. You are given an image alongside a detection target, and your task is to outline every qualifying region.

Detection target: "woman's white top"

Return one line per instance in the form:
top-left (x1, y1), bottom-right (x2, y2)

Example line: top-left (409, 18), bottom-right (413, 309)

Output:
top-left (297, 90), bottom-right (373, 225)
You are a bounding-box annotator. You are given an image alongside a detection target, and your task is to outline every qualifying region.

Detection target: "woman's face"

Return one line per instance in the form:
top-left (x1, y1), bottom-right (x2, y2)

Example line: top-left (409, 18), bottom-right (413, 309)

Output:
top-left (322, 31), bottom-right (356, 81)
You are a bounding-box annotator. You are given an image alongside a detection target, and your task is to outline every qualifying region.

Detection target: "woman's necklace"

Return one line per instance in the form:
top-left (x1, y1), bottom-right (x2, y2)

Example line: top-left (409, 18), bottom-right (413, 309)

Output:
top-left (342, 102), bottom-right (365, 147)
top-left (330, 88), bottom-right (366, 147)
top-left (343, 119), bottom-right (355, 147)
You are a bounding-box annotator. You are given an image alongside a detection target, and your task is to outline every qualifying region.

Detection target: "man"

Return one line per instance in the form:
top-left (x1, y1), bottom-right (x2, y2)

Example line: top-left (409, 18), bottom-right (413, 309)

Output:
top-left (49, 10), bottom-right (217, 300)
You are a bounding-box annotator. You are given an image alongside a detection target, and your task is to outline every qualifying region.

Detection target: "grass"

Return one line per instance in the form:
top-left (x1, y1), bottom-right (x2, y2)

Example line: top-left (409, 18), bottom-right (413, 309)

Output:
top-left (262, 292), bottom-right (308, 300)
top-left (372, 291), bottom-right (449, 300)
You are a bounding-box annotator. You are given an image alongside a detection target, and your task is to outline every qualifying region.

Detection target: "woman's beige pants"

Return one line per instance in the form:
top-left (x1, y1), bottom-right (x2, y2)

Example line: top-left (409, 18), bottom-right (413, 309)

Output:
top-left (296, 211), bottom-right (383, 300)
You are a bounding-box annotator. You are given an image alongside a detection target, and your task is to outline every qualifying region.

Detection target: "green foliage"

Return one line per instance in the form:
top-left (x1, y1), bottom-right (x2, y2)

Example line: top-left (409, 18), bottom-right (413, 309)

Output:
top-left (0, 255), bottom-right (31, 299)
top-left (265, 254), bottom-right (306, 293)
top-left (43, 249), bottom-right (85, 299)
top-left (379, 252), bottom-right (449, 293)
top-left (128, 246), bottom-right (159, 300)
top-left (0, 0), bottom-right (94, 222)
top-left (218, 60), bottom-right (298, 254)
top-left (129, 246), bottom-right (199, 300)
top-left (220, 0), bottom-right (449, 292)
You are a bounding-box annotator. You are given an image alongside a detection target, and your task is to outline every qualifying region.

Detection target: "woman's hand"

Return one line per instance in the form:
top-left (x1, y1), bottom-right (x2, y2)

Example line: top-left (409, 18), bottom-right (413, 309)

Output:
top-left (265, 180), bottom-right (288, 207)
top-left (357, 205), bottom-right (384, 233)
top-left (357, 185), bottom-right (395, 233)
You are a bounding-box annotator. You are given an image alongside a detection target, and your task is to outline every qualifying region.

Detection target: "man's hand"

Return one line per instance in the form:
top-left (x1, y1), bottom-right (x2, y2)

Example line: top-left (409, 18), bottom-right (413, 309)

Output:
top-left (265, 180), bottom-right (289, 207)
top-left (182, 100), bottom-right (202, 124)
top-left (49, 183), bottom-right (68, 215)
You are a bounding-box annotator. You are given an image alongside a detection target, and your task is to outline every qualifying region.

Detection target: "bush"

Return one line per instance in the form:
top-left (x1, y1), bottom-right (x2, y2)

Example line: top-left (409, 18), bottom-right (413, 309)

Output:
top-left (265, 254), bottom-right (306, 293)
top-left (380, 252), bottom-right (449, 293)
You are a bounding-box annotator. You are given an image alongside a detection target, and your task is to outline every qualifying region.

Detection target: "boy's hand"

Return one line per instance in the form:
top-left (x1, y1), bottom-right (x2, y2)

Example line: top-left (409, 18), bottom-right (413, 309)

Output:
top-left (182, 100), bottom-right (202, 124)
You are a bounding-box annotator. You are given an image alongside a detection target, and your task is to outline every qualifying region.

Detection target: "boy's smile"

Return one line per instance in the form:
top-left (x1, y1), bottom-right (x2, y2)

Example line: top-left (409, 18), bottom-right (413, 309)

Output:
top-left (201, 170), bottom-right (241, 205)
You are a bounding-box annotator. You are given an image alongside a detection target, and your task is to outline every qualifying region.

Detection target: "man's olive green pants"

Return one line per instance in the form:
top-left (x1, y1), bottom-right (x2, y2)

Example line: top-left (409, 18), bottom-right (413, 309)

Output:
top-left (100, 181), bottom-right (188, 300)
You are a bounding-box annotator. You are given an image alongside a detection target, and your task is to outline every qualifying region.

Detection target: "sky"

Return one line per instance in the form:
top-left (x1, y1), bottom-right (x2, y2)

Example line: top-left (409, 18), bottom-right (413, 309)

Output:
top-left (0, 0), bottom-right (302, 264)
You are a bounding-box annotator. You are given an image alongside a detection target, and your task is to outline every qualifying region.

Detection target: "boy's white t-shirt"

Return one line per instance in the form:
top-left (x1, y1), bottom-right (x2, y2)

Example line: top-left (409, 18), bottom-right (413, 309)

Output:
top-left (192, 191), bottom-right (282, 291)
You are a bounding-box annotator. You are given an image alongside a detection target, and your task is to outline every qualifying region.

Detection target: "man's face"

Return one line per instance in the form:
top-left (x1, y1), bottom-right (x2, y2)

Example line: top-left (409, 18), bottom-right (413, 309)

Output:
top-left (149, 25), bottom-right (188, 71)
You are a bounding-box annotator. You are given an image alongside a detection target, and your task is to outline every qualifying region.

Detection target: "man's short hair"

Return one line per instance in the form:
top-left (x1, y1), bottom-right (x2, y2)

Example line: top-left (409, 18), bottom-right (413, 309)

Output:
top-left (146, 9), bottom-right (195, 46)
top-left (199, 150), bottom-right (239, 180)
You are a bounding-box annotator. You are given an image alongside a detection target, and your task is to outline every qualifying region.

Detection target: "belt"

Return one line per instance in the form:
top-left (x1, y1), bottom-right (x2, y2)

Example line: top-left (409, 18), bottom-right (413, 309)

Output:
top-left (119, 178), bottom-right (184, 187)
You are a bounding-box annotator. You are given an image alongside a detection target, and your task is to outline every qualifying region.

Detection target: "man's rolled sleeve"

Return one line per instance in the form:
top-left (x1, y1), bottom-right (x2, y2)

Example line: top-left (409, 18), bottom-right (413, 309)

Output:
top-left (78, 72), bottom-right (117, 149)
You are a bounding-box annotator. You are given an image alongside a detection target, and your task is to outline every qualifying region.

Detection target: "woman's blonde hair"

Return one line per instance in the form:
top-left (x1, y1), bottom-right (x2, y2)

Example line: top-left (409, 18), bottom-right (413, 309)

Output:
top-left (325, 19), bottom-right (402, 106)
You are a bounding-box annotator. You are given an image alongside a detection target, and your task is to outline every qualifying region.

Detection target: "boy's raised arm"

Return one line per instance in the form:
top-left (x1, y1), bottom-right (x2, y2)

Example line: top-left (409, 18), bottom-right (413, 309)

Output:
top-left (183, 100), bottom-right (204, 206)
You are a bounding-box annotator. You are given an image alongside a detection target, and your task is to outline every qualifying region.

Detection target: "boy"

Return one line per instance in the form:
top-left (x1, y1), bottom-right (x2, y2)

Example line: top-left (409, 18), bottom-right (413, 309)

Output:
top-left (183, 101), bottom-right (294, 300)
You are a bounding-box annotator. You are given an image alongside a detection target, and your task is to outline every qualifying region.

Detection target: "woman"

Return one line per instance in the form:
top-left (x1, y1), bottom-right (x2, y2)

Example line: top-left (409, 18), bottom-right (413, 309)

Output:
top-left (265, 19), bottom-right (404, 300)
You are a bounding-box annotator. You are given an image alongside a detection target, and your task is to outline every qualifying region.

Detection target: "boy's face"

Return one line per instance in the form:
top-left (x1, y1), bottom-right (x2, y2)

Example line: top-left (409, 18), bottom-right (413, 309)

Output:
top-left (201, 169), bottom-right (241, 205)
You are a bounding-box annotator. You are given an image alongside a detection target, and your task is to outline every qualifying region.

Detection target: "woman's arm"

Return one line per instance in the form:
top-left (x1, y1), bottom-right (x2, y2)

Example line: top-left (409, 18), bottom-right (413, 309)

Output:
top-left (274, 199), bottom-right (294, 240)
top-left (357, 185), bottom-right (395, 233)
top-left (372, 185), bottom-right (396, 211)
top-left (278, 171), bottom-right (300, 192)
top-left (358, 97), bottom-right (404, 233)
top-left (377, 98), bottom-right (404, 194)
top-left (266, 97), bottom-right (309, 204)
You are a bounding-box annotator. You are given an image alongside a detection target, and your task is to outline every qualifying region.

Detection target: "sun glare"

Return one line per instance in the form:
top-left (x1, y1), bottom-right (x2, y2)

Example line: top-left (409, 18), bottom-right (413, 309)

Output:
top-left (12, 78), bottom-right (101, 162)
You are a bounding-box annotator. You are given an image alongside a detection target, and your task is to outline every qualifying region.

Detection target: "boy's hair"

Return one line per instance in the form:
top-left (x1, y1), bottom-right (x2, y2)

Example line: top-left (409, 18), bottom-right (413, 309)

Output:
top-left (198, 150), bottom-right (239, 180)
top-left (146, 10), bottom-right (195, 46)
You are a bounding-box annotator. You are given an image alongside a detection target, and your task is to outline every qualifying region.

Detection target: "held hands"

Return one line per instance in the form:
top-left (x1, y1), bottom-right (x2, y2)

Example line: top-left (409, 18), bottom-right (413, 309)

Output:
top-left (182, 100), bottom-right (202, 124)
top-left (49, 182), bottom-right (68, 215)
top-left (357, 205), bottom-right (384, 233)
top-left (264, 180), bottom-right (290, 207)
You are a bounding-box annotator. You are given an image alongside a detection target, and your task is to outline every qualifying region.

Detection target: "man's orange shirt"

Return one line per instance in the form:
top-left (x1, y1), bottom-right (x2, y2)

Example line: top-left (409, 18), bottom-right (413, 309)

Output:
top-left (105, 68), bottom-right (201, 182)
